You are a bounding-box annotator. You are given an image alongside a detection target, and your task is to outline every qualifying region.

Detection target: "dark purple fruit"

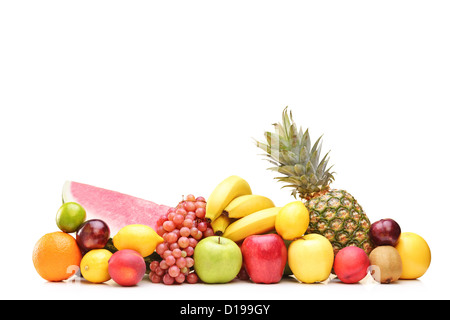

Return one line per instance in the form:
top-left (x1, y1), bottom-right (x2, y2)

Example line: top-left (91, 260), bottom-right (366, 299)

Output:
top-left (76, 219), bottom-right (110, 252)
top-left (369, 218), bottom-right (401, 247)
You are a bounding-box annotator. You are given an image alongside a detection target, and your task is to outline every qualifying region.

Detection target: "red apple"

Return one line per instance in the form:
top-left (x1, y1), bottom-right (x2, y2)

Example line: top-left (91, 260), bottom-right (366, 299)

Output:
top-left (241, 234), bottom-right (287, 284)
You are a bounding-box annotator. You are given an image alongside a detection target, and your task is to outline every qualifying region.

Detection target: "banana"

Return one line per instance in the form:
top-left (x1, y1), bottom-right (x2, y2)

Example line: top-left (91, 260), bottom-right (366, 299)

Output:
top-left (211, 214), bottom-right (233, 236)
top-left (222, 207), bottom-right (281, 242)
top-left (205, 175), bottom-right (252, 222)
top-left (224, 194), bottom-right (275, 219)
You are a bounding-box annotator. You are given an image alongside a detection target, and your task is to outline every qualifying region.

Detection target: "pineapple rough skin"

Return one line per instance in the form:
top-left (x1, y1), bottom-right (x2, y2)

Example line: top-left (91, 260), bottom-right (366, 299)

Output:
top-left (256, 107), bottom-right (373, 256)
top-left (305, 189), bottom-right (373, 255)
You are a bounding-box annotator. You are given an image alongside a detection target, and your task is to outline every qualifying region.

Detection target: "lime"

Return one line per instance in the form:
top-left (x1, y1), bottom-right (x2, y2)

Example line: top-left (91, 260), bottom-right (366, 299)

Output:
top-left (80, 249), bottom-right (113, 283)
top-left (56, 202), bottom-right (86, 233)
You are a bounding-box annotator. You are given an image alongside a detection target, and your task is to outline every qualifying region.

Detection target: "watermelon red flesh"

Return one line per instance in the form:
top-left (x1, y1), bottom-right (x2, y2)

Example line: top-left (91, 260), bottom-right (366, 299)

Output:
top-left (62, 181), bottom-right (171, 237)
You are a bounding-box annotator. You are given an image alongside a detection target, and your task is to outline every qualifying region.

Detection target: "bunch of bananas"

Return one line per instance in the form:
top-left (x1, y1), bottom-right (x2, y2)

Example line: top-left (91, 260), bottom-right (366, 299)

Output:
top-left (205, 175), bottom-right (280, 242)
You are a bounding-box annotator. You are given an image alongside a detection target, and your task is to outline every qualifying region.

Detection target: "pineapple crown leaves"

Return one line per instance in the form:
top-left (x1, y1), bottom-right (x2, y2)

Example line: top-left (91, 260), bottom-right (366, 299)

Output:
top-left (255, 107), bottom-right (335, 199)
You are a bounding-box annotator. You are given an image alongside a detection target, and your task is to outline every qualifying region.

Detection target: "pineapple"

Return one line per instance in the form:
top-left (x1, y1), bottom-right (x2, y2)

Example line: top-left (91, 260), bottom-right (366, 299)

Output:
top-left (256, 107), bottom-right (373, 255)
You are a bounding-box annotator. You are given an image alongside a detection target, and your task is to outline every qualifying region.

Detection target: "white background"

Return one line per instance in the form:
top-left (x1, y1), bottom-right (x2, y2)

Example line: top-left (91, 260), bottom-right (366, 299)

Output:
top-left (1, 1), bottom-right (449, 300)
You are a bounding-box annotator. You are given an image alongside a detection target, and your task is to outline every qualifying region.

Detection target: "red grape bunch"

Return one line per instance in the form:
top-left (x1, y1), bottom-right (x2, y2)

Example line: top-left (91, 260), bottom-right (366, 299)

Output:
top-left (149, 194), bottom-right (214, 285)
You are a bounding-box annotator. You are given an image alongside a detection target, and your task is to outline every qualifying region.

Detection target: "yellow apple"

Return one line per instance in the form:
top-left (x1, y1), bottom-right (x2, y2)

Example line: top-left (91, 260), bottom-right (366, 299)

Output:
top-left (395, 232), bottom-right (431, 279)
top-left (288, 233), bottom-right (334, 283)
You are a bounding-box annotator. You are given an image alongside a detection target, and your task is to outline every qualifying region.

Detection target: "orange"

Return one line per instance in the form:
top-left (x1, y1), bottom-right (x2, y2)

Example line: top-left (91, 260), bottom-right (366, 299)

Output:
top-left (32, 231), bottom-right (82, 282)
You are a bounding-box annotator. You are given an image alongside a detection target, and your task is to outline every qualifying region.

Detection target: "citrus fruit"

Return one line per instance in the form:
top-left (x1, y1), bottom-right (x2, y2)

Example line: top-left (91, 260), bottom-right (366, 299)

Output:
top-left (275, 201), bottom-right (310, 240)
top-left (113, 224), bottom-right (164, 257)
top-left (32, 232), bottom-right (82, 282)
top-left (56, 202), bottom-right (86, 233)
top-left (80, 249), bottom-right (113, 283)
top-left (395, 232), bottom-right (431, 279)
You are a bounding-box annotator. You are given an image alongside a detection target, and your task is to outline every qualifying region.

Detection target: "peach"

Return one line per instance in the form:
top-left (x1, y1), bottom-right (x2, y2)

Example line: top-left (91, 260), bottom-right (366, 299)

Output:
top-left (333, 246), bottom-right (370, 284)
top-left (108, 249), bottom-right (146, 286)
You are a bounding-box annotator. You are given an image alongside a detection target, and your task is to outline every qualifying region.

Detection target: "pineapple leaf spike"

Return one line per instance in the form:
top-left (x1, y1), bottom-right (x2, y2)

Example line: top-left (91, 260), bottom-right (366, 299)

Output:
top-left (256, 107), bottom-right (335, 200)
top-left (256, 107), bottom-right (373, 256)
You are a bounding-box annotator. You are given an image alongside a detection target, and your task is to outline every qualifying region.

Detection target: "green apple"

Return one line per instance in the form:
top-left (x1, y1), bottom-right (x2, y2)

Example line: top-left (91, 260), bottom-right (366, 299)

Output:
top-left (194, 236), bottom-right (242, 284)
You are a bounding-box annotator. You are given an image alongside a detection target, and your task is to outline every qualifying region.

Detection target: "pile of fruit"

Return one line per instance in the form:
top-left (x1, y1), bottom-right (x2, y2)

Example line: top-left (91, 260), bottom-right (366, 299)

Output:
top-left (32, 108), bottom-right (431, 286)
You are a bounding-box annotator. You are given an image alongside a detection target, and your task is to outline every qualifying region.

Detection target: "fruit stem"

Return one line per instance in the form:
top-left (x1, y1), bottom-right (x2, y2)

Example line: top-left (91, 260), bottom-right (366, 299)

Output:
top-left (218, 236), bottom-right (221, 244)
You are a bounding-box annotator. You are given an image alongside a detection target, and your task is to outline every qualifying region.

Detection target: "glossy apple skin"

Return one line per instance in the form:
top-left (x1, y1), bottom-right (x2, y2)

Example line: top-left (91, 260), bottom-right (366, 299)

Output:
top-left (241, 234), bottom-right (287, 284)
top-left (108, 249), bottom-right (146, 286)
top-left (369, 218), bottom-right (401, 247)
top-left (288, 234), bottom-right (333, 283)
top-left (193, 236), bottom-right (242, 284)
top-left (334, 246), bottom-right (370, 284)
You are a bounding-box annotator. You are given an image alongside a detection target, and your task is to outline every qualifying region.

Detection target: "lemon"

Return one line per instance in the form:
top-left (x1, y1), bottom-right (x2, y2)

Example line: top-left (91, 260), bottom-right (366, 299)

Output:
top-left (80, 249), bottom-right (113, 283)
top-left (113, 224), bottom-right (164, 257)
top-left (275, 201), bottom-right (310, 240)
top-left (395, 232), bottom-right (431, 279)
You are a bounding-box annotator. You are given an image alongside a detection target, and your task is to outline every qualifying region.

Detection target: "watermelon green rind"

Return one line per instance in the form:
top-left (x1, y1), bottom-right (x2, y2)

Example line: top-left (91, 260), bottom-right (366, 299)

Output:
top-left (62, 181), bottom-right (171, 237)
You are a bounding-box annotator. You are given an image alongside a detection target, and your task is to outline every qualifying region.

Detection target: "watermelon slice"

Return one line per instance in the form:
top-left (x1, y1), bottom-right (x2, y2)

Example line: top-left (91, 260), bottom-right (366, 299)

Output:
top-left (62, 181), bottom-right (171, 236)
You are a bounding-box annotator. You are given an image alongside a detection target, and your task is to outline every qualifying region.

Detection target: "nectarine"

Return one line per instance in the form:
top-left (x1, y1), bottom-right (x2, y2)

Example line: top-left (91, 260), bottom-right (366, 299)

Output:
top-left (108, 249), bottom-right (146, 286)
top-left (333, 246), bottom-right (370, 284)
